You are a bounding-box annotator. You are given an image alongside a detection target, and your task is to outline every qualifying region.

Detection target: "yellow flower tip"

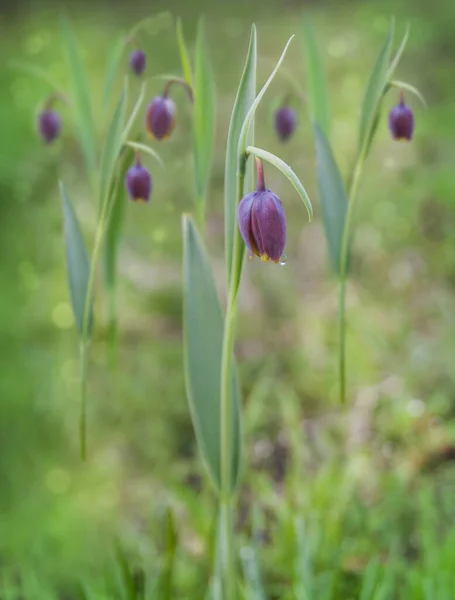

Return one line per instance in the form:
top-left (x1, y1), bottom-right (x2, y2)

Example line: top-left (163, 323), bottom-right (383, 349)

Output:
top-left (260, 254), bottom-right (270, 262)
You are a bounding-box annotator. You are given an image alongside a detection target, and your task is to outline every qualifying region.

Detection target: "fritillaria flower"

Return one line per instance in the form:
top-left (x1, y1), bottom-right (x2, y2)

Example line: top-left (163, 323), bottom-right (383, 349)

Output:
top-left (389, 91), bottom-right (414, 141)
top-left (38, 109), bottom-right (61, 144)
top-left (274, 106), bottom-right (297, 142)
top-left (238, 158), bottom-right (287, 263)
top-left (125, 153), bottom-right (152, 202)
top-left (130, 49), bottom-right (146, 76)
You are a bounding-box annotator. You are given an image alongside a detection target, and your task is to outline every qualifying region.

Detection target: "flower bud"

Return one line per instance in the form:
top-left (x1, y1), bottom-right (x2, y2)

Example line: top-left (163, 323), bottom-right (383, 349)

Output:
top-left (38, 110), bottom-right (61, 144)
top-left (125, 155), bottom-right (152, 202)
top-left (238, 159), bottom-right (287, 263)
top-left (130, 49), bottom-right (146, 76)
top-left (275, 106), bottom-right (297, 142)
top-left (145, 96), bottom-right (176, 140)
top-left (389, 92), bottom-right (414, 141)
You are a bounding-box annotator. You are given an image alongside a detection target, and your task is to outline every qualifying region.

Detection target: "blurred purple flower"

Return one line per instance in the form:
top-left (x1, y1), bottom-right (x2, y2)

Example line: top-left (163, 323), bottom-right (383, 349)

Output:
top-left (125, 155), bottom-right (152, 202)
top-left (38, 110), bottom-right (61, 144)
top-left (130, 49), bottom-right (146, 76)
top-left (389, 92), bottom-right (414, 141)
top-left (275, 106), bottom-right (297, 142)
top-left (145, 96), bottom-right (176, 140)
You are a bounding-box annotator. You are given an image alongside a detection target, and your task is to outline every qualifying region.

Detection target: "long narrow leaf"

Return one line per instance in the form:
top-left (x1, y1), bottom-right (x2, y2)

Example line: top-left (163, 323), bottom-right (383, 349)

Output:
top-left (358, 20), bottom-right (394, 154)
top-left (102, 35), bottom-right (125, 112)
top-left (194, 18), bottom-right (216, 221)
top-left (60, 182), bottom-right (93, 336)
top-left (99, 83), bottom-right (127, 208)
top-left (176, 18), bottom-right (193, 88)
top-left (224, 26), bottom-right (257, 286)
top-left (386, 23), bottom-right (410, 80)
top-left (60, 17), bottom-right (97, 174)
top-left (122, 81), bottom-right (147, 141)
top-left (182, 216), bottom-right (241, 492)
top-left (302, 19), bottom-right (330, 136)
top-left (246, 145), bottom-right (313, 219)
top-left (238, 35), bottom-right (294, 155)
top-left (314, 122), bottom-right (348, 274)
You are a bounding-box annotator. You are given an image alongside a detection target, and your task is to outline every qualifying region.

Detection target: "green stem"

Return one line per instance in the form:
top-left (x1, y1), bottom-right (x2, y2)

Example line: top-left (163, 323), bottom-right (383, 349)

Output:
top-left (337, 151), bottom-right (367, 405)
top-left (78, 188), bottom-right (112, 459)
top-left (219, 169), bottom-right (246, 599)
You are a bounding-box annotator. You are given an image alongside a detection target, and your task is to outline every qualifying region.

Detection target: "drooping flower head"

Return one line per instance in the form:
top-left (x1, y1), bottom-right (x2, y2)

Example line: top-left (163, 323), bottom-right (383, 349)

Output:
top-left (125, 152), bottom-right (152, 202)
top-left (274, 106), bottom-right (297, 142)
top-left (238, 158), bottom-right (287, 263)
top-left (130, 49), bottom-right (146, 76)
top-left (389, 91), bottom-right (414, 141)
top-left (38, 109), bottom-right (61, 144)
top-left (145, 78), bottom-right (192, 141)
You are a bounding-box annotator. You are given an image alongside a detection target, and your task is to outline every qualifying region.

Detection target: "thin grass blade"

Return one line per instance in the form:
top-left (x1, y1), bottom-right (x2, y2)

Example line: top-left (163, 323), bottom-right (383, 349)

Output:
top-left (386, 23), bottom-right (410, 80)
top-left (102, 35), bottom-right (125, 112)
top-left (302, 19), bottom-right (330, 136)
top-left (176, 17), bottom-right (193, 88)
top-left (60, 17), bottom-right (98, 175)
top-left (193, 17), bottom-right (216, 223)
top-left (182, 215), bottom-right (241, 492)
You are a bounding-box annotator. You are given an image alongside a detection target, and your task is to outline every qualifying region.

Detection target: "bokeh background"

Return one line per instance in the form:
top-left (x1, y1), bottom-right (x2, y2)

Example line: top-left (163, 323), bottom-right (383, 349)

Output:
top-left (2, 0), bottom-right (455, 596)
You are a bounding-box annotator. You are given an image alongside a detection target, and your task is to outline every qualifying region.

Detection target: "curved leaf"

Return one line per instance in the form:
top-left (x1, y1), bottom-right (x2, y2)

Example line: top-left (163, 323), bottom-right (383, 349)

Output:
top-left (302, 19), bottom-right (330, 137)
top-left (124, 141), bottom-right (164, 167)
top-left (182, 215), bottom-right (241, 493)
top-left (193, 18), bottom-right (216, 222)
top-left (224, 25), bottom-right (257, 286)
top-left (102, 35), bottom-right (125, 112)
top-left (176, 18), bottom-right (193, 88)
top-left (60, 182), bottom-right (93, 337)
top-left (122, 81), bottom-right (147, 141)
top-left (389, 80), bottom-right (427, 107)
top-left (238, 35), bottom-right (294, 155)
top-left (60, 17), bottom-right (97, 175)
top-left (246, 146), bottom-right (313, 220)
top-left (314, 123), bottom-right (348, 274)
top-left (358, 20), bottom-right (394, 154)
top-left (386, 23), bottom-right (410, 81)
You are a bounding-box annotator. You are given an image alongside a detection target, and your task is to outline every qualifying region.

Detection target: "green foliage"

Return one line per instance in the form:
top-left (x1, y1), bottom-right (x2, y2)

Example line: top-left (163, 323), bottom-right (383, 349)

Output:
top-left (182, 215), bottom-right (241, 493)
top-left (224, 25), bottom-right (257, 286)
top-left (176, 17), bottom-right (193, 89)
top-left (60, 182), bottom-right (93, 337)
top-left (302, 19), bottom-right (330, 137)
top-left (313, 123), bottom-right (348, 274)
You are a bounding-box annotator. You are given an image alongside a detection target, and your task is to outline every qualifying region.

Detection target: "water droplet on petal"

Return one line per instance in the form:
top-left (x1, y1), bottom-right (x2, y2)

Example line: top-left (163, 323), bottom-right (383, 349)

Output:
top-left (279, 253), bottom-right (287, 266)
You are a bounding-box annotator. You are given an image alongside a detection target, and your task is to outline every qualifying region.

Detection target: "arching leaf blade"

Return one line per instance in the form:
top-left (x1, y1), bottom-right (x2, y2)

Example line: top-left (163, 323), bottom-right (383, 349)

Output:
top-left (302, 19), bottom-right (330, 137)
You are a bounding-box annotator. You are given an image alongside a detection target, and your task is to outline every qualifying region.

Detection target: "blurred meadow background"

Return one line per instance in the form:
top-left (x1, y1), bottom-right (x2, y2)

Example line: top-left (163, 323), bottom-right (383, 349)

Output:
top-left (2, 0), bottom-right (455, 597)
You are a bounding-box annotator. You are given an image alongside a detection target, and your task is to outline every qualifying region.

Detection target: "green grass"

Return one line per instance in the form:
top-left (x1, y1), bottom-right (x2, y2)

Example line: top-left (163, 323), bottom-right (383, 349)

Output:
top-left (1, 0), bottom-right (455, 597)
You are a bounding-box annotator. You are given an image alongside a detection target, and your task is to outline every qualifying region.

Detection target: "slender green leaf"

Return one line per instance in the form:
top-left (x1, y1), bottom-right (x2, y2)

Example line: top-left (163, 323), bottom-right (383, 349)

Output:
top-left (8, 60), bottom-right (62, 92)
top-left (389, 80), bottom-right (427, 107)
top-left (302, 19), bottom-right (330, 136)
top-left (60, 17), bottom-right (97, 174)
top-left (102, 35), bottom-right (125, 112)
top-left (182, 215), bottom-right (241, 492)
top-left (246, 146), bottom-right (312, 220)
top-left (125, 141), bottom-right (164, 167)
top-left (241, 546), bottom-right (267, 600)
top-left (386, 23), bottom-right (410, 80)
top-left (194, 18), bottom-right (216, 220)
top-left (238, 35), bottom-right (294, 155)
top-left (224, 25), bottom-right (257, 286)
top-left (104, 147), bottom-right (131, 292)
top-left (127, 12), bottom-right (172, 40)
top-left (60, 182), bottom-right (93, 336)
top-left (358, 20), bottom-right (394, 154)
top-left (360, 557), bottom-right (380, 600)
top-left (99, 83), bottom-right (127, 208)
top-left (156, 507), bottom-right (179, 600)
top-left (176, 17), bottom-right (193, 88)
top-left (122, 81), bottom-right (147, 141)
top-left (314, 122), bottom-right (348, 274)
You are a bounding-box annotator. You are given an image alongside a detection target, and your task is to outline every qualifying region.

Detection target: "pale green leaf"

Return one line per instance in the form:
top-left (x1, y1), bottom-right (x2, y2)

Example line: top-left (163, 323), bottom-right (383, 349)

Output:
top-left (182, 215), bottom-right (241, 492)
top-left (314, 122), bottom-right (348, 274)
top-left (60, 17), bottom-right (97, 174)
top-left (8, 60), bottom-right (62, 93)
top-left (60, 182), bottom-right (93, 336)
top-left (194, 18), bottom-right (216, 220)
top-left (224, 25), bottom-right (257, 286)
top-left (389, 80), bottom-right (427, 107)
top-left (302, 19), bottom-right (330, 137)
top-left (99, 83), bottom-right (127, 208)
top-left (358, 20), bottom-right (394, 154)
top-left (238, 35), bottom-right (294, 155)
top-left (122, 81), bottom-right (147, 141)
top-left (176, 17), bottom-right (193, 88)
top-left (124, 141), bottom-right (164, 167)
top-left (246, 146), bottom-right (313, 220)
top-left (102, 35), bottom-right (125, 112)
top-left (386, 23), bottom-right (410, 81)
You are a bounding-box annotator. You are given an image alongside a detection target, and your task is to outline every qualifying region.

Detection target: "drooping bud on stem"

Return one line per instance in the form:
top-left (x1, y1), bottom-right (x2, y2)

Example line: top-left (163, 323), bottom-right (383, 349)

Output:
top-left (125, 152), bottom-right (152, 202)
top-left (389, 90), bottom-right (415, 141)
top-left (145, 78), bottom-right (193, 141)
top-left (256, 157), bottom-right (266, 191)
